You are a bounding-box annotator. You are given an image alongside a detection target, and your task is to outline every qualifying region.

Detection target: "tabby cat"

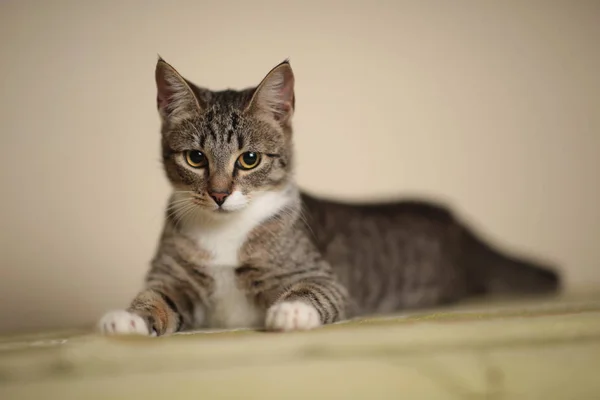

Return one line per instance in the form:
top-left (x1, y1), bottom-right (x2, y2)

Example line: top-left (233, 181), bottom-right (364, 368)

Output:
top-left (98, 58), bottom-right (559, 335)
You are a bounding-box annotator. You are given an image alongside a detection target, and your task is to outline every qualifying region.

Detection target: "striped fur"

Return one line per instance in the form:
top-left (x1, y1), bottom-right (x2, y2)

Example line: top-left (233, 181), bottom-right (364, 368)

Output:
top-left (98, 58), bottom-right (560, 336)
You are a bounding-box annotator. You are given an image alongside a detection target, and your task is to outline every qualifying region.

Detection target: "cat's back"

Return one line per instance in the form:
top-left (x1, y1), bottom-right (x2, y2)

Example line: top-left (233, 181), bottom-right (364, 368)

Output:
top-left (300, 192), bottom-right (465, 315)
top-left (300, 192), bottom-right (458, 240)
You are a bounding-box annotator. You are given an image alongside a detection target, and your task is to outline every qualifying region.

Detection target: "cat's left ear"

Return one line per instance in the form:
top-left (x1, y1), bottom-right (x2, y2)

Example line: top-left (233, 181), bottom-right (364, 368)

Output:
top-left (155, 57), bottom-right (203, 124)
top-left (246, 60), bottom-right (295, 127)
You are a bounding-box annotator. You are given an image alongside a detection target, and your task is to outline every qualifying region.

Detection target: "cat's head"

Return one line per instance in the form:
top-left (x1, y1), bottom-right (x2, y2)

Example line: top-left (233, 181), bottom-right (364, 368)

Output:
top-left (155, 58), bottom-right (295, 218)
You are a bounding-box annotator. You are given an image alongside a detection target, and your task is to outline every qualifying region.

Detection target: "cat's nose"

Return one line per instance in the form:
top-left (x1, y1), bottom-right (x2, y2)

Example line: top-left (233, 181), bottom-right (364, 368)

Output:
top-left (209, 191), bottom-right (230, 207)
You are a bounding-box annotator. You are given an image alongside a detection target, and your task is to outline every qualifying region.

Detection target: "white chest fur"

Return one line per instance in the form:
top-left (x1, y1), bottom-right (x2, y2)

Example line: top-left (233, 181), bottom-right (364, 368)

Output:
top-left (204, 267), bottom-right (263, 329)
top-left (186, 189), bottom-right (292, 328)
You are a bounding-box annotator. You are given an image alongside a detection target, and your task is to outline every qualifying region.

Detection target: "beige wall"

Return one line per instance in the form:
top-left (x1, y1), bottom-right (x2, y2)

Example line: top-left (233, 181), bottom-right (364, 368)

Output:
top-left (1, 1), bottom-right (599, 333)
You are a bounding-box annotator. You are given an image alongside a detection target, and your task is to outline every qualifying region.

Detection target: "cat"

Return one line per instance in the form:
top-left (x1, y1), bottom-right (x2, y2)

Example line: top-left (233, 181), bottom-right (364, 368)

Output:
top-left (98, 58), bottom-right (560, 335)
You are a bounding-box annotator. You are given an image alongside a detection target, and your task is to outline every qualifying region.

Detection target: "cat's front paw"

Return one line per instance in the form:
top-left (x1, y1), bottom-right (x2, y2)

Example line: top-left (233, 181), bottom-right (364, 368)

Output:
top-left (98, 310), bottom-right (154, 336)
top-left (265, 301), bottom-right (321, 332)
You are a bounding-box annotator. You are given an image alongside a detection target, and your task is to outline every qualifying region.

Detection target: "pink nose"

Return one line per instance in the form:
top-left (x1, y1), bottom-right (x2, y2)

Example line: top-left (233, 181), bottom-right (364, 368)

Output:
top-left (209, 191), bottom-right (230, 206)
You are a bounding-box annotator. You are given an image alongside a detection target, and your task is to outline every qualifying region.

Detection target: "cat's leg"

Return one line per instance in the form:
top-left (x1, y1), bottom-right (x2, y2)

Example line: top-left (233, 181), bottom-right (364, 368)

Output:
top-left (265, 277), bottom-right (348, 332)
top-left (98, 285), bottom-right (191, 336)
top-left (99, 244), bottom-right (211, 336)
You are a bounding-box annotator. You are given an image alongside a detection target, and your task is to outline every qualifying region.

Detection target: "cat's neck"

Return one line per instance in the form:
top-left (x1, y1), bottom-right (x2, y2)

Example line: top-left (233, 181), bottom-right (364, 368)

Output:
top-left (178, 184), bottom-right (299, 268)
top-left (195, 186), bottom-right (297, 228)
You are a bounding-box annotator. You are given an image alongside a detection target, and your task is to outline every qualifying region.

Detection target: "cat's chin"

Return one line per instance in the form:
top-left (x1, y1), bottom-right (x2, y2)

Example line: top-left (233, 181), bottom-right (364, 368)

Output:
top-left (214, 207), bottom-right (242, 214)
top-left (200, 205), bottom-right (246, 218)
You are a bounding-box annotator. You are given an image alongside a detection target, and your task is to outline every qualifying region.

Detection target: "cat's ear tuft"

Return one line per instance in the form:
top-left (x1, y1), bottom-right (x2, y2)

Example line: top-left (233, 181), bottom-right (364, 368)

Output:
top-left (247, 60), bottom-right (295, 126)
top-left (155, 58), bottom-right (202, 123)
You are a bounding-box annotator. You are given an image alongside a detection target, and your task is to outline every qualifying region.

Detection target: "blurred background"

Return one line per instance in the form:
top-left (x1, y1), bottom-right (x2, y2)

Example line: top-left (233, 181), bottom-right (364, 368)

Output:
top-left (0, 0), bottom-right (598, 334)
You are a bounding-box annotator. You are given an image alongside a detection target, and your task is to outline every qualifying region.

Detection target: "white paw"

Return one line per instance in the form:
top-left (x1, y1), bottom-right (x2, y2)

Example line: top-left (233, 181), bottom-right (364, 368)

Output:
top-left (98, 310), bottom-right (154, 336)
top-left (265, 301), bottom-right (321, 332)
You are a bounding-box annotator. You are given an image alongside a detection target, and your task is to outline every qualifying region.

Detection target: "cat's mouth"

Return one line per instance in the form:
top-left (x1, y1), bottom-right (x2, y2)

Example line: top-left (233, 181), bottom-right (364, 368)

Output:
top-left (189, 192), bottom-right (249, 214)
top-left (190, 198), bottom-right (240, 214)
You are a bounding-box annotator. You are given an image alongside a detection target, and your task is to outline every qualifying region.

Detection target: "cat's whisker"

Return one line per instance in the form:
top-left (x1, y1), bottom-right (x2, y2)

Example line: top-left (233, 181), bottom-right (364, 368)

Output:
top-left (166, 204), bottom-right (190, 215)
top-left (167, 196), bottom-right (203, 209)
top-left (298, 208), bottom-right (317, 241)
top-left (166, 206), bottom-right (184, 224)
top-left (174, 200), bottom-right (195, 218)
top-left (167, 199), bottom-right (196, 209)
top-left (168, 200), bottom-right (194, 226)
top-left (166, 203), bottom-right (187, 219)
top-left (175, 202), bottom-right (200, 231)
top-left (168, 197), bottom-right (192, 204)
top-left (169, 197), bottom-right (195, 203)
top-left (171, 208), bottom-right (188, 231)
top-left (183, 206), bottom-right (201, 229)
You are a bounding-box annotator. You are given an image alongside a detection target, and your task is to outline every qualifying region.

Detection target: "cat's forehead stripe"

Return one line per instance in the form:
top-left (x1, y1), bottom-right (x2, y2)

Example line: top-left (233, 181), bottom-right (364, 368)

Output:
top-left (231, 113), bottom-right (239, 129)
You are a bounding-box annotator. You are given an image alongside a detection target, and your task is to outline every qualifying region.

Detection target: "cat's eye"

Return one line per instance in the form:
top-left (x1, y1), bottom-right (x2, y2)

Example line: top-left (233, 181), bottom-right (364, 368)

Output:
top-left (237, 152), bottom-right (261, 170)
top-left (185, 150), bottom-right (207, 168)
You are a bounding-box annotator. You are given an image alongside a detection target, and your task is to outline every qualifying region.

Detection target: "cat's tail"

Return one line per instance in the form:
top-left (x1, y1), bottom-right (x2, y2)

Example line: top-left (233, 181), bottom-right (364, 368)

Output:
top-left (462, 227), bottom-right (561, 296)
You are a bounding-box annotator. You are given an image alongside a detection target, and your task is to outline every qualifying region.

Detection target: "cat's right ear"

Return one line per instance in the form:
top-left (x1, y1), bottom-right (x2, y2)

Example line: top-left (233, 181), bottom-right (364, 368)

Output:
top-left (155, 57), bottom-right (202, 123)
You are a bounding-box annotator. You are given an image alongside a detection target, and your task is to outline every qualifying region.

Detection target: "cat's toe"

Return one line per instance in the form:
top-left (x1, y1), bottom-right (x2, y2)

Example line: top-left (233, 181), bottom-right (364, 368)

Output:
top-left (98, 310), bottom-right (152, 336)
top-left (265, 301), bottom-right (321, 332)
